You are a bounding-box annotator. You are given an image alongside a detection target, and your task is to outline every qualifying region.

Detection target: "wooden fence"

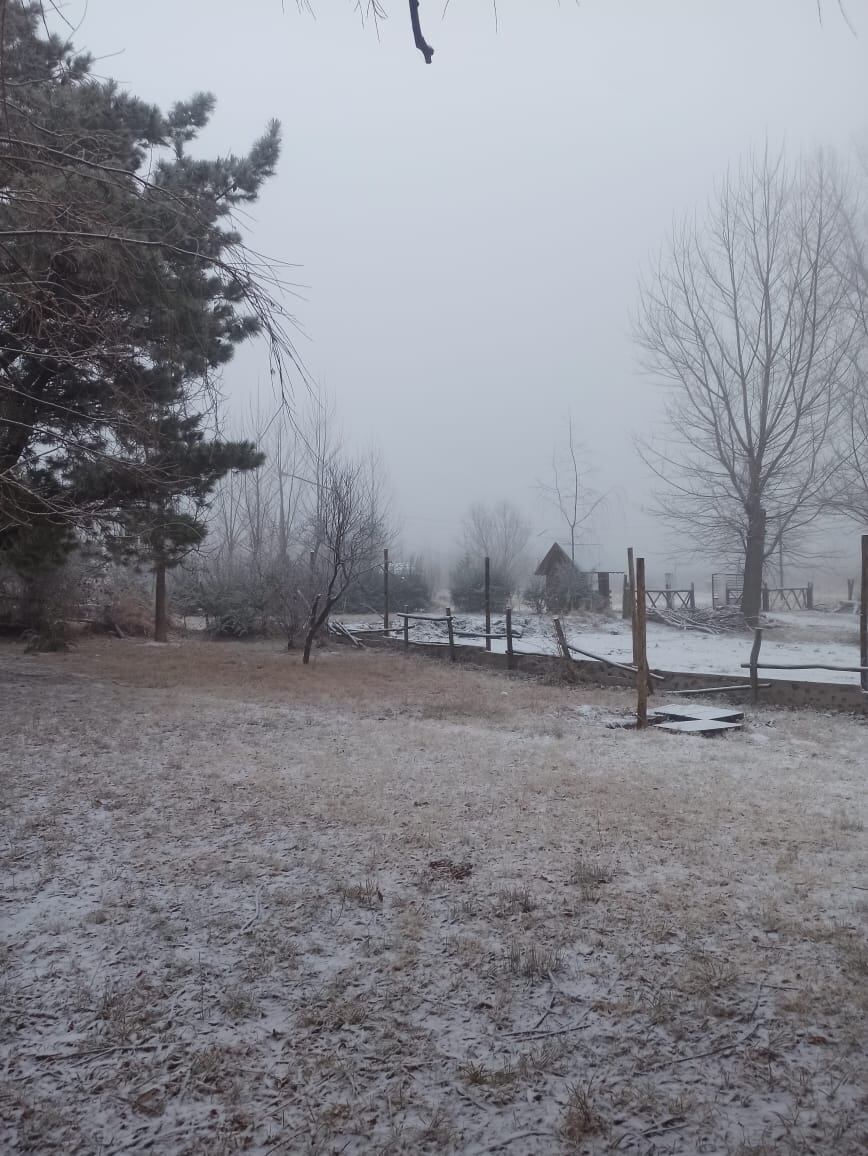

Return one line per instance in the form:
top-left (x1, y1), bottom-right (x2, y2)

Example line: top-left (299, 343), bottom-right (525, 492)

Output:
top-left (761, 584), bottom-right (813, 611)
top-left (645, 585), bottom-right (696, 611)
top-left (744, 536), bottom-right (867, 699)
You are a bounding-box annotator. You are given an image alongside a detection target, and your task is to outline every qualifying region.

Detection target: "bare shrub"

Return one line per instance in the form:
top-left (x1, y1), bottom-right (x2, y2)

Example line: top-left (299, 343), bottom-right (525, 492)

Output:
top-left (560, 1080), bottom-right (603, 1144)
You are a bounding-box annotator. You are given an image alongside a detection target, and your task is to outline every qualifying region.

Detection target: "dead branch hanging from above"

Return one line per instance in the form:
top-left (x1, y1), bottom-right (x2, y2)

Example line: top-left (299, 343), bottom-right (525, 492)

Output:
top-left (409, 0), bottom-right (434, 63)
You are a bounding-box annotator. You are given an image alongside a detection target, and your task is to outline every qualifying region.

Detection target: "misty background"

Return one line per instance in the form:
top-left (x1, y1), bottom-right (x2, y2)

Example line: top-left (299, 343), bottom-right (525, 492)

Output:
top-left (72, 0), bottom-right (868, 588)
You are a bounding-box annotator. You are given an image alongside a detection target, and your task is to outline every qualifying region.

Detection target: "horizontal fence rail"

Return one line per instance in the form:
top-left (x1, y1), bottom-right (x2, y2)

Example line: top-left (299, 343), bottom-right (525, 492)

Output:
top-left (645, 586), bottom-right (696, 611)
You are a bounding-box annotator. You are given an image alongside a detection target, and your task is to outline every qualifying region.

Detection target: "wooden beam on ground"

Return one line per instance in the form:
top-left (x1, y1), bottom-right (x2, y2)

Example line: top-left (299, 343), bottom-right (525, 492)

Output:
top-left (740, 662), bottom-right (868, 673)
top-left (565, 642), bottom-right (664, 680)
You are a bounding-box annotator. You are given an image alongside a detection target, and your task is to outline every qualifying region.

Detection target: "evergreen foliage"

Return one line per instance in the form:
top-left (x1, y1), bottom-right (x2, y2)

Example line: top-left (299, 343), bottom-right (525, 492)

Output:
top-left (0, 4), bottom-right (287, 578)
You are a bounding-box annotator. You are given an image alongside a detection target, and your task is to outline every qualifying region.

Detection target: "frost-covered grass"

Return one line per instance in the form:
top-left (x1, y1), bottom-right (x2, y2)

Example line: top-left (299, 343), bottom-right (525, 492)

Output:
top-left (1, 639), bottom-right (867, 1154)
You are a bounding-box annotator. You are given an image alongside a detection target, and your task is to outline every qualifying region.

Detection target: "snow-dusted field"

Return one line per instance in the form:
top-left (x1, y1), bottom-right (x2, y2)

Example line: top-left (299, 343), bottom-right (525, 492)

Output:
top-left (351, 609), bottom-right (865, 686)
top-left (1, 639), bottom-right (866, 1155)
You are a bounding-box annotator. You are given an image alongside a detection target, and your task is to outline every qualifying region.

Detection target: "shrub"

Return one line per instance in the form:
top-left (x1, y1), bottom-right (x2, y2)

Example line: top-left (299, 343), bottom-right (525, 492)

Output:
top-left (449, 555), bottom-right (511, 612)
top-left (339, 557), bottom-right (431, 614)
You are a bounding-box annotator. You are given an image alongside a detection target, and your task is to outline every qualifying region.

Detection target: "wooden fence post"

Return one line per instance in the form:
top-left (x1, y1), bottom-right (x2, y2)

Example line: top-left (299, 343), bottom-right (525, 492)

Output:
top-left (806, 582), bottom-right (813, 611)
top-left (860, 536), bottom-right (867, 693)
top-left (383, 548), bottom-right (390, 632)
top-left (689, 582), bottom-right (695, 611)
top-left (627, 548), bottom-right (637, 667)
top-left (505, 606), bottom-right (514, 670)
top-left (446, 607), bottom-right (456, 662)
top-left (484, 556), bottom-right (491, 652)
top-left (635, 557), bottom-right (649, 728)
top-left (749, 628), bottom-right (763, 705)
top-left (403, 612), bottom-right (409, 650)
top-left (553, 617), bottom-right (571, 664)
top-left (622, 574), bottom-right (631, 620)
top-left (847, 577), bottom-right (854, 602)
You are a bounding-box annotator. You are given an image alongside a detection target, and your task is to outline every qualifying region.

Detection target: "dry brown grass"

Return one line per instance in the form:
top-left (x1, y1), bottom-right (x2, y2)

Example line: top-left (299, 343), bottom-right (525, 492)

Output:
top-left (1, 634), bottom-right (634, 718)
top-left (1, 637), bottom-right (866, 1155)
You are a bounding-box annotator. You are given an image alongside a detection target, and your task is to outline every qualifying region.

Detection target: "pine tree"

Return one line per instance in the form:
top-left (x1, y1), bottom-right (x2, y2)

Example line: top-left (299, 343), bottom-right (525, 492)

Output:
top-left (0, 4), bottom-right (291, 619)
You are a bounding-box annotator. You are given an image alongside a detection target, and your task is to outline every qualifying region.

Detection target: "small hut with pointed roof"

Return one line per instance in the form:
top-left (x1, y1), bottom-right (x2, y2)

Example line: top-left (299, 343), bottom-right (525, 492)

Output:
top-left (534, 542), bottom-right (590, 612)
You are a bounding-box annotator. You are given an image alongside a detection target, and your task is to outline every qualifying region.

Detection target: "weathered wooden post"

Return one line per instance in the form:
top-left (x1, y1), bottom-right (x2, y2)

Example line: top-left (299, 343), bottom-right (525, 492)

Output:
top-left (689, 582), bottom-right (696, 611)
top-left (383, 548), bottom-right (390, 632)
top-left (484, 556), bottom-right (491, 652)
top-left (749, 628), bottom-right (763, 705)
top-left (403, 612), bottom-right (409, 650)
top-left (597, 571), bottom-right (611, 609)
top-left (622, 574), bottom-right (631, 620)
top-left (553, 616), bottom-right (571, 662)
top-left (861, 536), bottom-right (867, 693)
top-left (806, 582), bottom-right (813, 611)
top-left (847, 577), bottom-right (855, 602)
top-left (446, 607), bottom-right (456, 662)
top-left (627, 548), bottom-right (637, 666)
top-left (635, 557), bottom-right (649, 728)
top-left (154, 561), bottom-right (168, 643)
top-left (505, 606), bottom-right (514, 670)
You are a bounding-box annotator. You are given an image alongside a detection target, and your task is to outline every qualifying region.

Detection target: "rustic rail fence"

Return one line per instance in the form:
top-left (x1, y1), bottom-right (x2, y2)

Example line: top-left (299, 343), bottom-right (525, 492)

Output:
top-left (342, 538), bottom-right (868, 717)
top-left (744, 535), bottom-right (867, 700)
top-left (645, 585), bottom-right (696, 611)
top-left (762, 584), bottom-right (813, 611)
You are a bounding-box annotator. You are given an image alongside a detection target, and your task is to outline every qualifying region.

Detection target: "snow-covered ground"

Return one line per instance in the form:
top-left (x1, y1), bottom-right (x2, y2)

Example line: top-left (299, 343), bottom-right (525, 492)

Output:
top-left (348, 610), bottom-right (865, 686)
top-left (1, 639), bottom-right (866, 1155)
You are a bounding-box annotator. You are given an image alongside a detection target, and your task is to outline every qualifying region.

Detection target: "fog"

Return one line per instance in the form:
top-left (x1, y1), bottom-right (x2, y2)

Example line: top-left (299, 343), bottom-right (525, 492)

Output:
top-left (73, 1), bottom-right (868, 586)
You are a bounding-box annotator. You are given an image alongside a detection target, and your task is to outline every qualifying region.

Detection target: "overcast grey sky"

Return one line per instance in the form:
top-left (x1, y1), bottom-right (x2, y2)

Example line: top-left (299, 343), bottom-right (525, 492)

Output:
top-left (70, 1), bottom-right (868, 583)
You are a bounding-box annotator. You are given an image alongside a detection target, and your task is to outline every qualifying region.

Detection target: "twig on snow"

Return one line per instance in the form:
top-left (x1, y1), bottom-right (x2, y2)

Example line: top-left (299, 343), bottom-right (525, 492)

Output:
top-left (638, 1023), bottom-right (760, 1072)
top-left (240, 884), bottom-right (264, 933)
top-left (29, 1043), bottom-right (160, 1062)
top-left (503, 1011), bottom-right (592, 1040)
top-left (532, 991), bottom-right (556, 1030)
top-left (479, 1132), bottom-right (556, 1153)
top-left (747, 978), bottom-right (765, 1021)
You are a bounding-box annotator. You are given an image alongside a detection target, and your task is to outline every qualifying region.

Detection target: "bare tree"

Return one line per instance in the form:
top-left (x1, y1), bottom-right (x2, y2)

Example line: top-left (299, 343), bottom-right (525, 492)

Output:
top-left (638, 150), bottom-right (860, 624)
top-left (825, 182), bottom-right (868, 528)
top-left (302, 449), bottom-right (390, 663)
top-left (536, 412), bottom-right (606, 564)
top-left (825, 373), bottom-right (868, 527)
top-left (190, 399), bottom-right (310, 642)
top-left (460, 500), bottom-right (531, 592)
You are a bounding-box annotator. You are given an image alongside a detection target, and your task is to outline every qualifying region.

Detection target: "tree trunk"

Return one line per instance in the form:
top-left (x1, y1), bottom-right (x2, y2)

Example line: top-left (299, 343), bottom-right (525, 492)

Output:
top-left (302, 593), bottom-right (321, 665)
top-left (740, 504), bottom-right (766, 627)
top-left (154, 561), bottom-right (168, 642)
